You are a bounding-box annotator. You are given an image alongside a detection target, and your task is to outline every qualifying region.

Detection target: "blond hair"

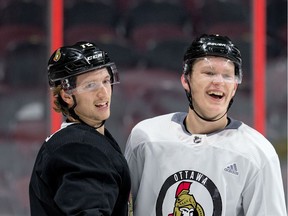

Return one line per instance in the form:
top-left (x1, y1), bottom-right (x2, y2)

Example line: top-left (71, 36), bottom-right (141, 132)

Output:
top-left (52, 85), bottom-right (70, 116)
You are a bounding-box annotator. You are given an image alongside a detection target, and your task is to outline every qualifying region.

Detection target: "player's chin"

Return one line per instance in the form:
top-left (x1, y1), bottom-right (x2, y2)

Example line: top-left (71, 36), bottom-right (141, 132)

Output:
top-left (101, 110), bottom-right (111, 121)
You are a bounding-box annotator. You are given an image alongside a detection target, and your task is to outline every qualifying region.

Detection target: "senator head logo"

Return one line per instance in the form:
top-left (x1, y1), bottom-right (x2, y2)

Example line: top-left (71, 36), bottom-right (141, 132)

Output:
top-left (168, 181), bottom-right (204, 216)
top-left (156, 170), bottom-right (222, 216)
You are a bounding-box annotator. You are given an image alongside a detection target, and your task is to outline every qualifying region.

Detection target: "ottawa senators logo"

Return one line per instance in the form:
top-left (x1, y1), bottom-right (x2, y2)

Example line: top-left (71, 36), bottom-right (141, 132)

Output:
top-left (168, 182), bottom-right (204, 216)
top-left (53, 49), bottom-right (61, 62)
top-left (156, 170), bottom-right (222, 216)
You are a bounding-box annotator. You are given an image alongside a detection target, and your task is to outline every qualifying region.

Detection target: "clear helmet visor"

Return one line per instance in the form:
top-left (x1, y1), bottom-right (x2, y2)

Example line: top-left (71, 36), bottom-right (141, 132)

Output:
top-left (71, 79), bottom-right (118, 94)
top-left (62, 62), bottom-right (120, 93)
top-left (194, 57), bottom-right (242, 84)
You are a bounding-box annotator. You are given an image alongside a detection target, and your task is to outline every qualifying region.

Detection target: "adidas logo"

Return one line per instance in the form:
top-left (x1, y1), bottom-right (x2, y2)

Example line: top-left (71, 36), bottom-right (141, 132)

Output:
top-left (224, 163), bottom-right (239, 175)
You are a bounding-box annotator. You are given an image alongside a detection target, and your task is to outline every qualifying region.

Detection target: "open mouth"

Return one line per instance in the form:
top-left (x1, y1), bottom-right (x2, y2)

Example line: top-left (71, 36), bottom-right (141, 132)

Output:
top-left (95, 102), bottom-right (108, 108)
top-left (208, 91), bottom-right (224, 99)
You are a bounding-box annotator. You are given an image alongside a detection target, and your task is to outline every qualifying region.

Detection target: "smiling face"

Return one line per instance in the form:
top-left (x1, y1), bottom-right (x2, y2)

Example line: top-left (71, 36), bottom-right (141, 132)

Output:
top-left (61, 68), bottom-right (113, 127)
top-left (181, 56), bottom-right (238, 121)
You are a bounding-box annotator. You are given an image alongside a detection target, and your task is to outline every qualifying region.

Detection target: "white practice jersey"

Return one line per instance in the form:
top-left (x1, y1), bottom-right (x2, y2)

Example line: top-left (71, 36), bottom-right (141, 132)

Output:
top-left (125, 112), bottom-right (287, 216)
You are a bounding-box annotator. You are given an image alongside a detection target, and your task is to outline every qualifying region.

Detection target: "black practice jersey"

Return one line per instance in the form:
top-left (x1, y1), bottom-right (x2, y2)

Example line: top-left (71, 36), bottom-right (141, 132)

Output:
top-left (29, 122), bottom-right (131, 216)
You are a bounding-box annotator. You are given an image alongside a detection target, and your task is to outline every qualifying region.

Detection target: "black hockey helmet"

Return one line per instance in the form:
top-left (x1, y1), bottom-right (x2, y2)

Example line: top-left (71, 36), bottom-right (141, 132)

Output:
top-left (48, 41), bottom-right (119, 88)
top-left (183, 34), bottom-right (242, 83)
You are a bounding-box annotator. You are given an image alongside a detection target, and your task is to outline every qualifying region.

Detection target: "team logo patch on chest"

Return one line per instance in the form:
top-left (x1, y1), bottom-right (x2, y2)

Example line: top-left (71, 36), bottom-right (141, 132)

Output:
top-left (156, 170), bottom-right (222, 216)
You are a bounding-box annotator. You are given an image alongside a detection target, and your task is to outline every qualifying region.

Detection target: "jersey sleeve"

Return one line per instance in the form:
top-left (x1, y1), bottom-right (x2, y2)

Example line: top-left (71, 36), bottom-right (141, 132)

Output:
top-left (124, 128), bottom-right (146, 206)
top-left (242, 154), bottom-right (287, 216)
top-left (44, 142), bottom-right (121, 215)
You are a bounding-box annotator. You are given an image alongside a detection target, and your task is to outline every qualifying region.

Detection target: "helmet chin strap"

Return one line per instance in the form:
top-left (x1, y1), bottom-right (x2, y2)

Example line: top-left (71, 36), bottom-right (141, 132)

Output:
top-left (185, 84), bottom-right (233, 122)
top-left (68, 95), bottom-right (105, 129)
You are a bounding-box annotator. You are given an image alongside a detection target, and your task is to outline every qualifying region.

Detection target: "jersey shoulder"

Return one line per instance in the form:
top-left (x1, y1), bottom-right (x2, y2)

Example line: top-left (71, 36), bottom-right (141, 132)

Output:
top-left (230, 121), bottom-right (278, 164)
top-left (129, 112), bottom-right (186, 142)
top-left (133, 112), bottom-right (186, 133)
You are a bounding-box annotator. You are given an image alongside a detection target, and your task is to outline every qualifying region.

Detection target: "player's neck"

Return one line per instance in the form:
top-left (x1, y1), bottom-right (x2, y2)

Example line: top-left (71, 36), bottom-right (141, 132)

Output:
top-left (185, 110), bottom-right (228, 134)
top-left (96, 125), bottom-right (105, 135)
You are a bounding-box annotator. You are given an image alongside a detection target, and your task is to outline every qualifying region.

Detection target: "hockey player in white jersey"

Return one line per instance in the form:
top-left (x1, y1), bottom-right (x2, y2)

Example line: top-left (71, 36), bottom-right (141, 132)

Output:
top-left (124, 34), bottom-right (287, 216)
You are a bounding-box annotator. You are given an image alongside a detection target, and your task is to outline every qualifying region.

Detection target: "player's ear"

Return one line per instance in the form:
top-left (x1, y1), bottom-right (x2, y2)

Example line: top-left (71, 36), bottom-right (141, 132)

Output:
top-left (59, 89), bottom-right (73, 105)
top-left (181, 74), bottom-right (190, 91)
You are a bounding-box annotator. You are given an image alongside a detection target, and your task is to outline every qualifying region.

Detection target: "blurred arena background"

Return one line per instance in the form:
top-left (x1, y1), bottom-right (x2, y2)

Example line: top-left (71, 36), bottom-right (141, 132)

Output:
top-left (0, 0), bottom-right (286, 214)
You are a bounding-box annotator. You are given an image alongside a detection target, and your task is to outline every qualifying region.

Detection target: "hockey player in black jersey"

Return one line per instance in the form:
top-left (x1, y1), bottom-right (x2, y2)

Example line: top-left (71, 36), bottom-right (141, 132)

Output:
top-left (29, 41), bottom-right (131, 216)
